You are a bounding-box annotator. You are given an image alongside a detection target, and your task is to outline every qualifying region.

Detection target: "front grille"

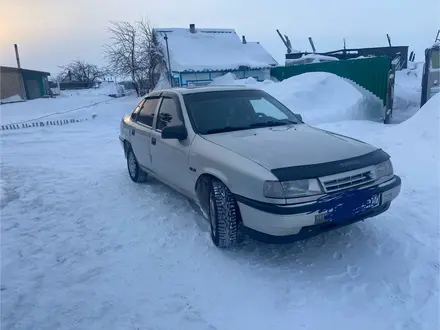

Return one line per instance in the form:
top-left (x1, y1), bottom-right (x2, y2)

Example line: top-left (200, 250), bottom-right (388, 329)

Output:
top-left (323, 171), bottom-right (374, 192)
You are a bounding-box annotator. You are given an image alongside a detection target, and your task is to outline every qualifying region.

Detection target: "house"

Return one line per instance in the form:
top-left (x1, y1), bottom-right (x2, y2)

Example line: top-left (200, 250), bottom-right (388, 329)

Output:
top-left (0, 66), bottom-right (50, 101)
top-left (154, 24), bottom-right (278, 87)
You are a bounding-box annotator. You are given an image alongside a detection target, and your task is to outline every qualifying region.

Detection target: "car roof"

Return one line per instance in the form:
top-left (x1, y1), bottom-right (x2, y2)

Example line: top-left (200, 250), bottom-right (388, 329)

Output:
top-left (152, 85), bottom-right (261, 95)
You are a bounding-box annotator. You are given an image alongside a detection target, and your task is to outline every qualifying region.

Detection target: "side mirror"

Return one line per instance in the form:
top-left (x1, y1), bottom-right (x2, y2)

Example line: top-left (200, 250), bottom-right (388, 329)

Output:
top-left (294, 113), bottom-right (303, 122)
top-left (161, 125), bottom-right (188, 141)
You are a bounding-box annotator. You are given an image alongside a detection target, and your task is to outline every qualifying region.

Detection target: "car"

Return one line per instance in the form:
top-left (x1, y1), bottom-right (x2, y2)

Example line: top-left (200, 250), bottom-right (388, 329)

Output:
top-left (119, 86), bottom-right (401, 248)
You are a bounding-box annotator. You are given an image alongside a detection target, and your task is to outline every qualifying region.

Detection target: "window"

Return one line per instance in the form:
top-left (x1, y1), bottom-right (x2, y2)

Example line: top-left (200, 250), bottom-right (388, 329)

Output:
top-left (249, 98), bottom-right (289, 120)
top-left (131, 99), bottom-right (145, 121)
top-left (431, 50), bottom-right (440, 69)
top-left (156, 97), bottom-right (184, 131)
top-left (137, 98), bottom-right (159, 126)
top-left (183, 90), bottom-right (300, 134)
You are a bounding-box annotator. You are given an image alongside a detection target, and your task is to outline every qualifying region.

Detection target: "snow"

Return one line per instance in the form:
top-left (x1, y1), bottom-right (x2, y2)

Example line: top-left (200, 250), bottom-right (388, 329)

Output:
top-left (285, 54), bottom-right (339, 66)
top-left (211, 71), bottom-right (384, 124)
top-left (1, 73), bottom-right (439, 330)
top-left (155, 27), bottom-right (277, 72)
top-left (392, 67), bottom-right (424, 123)
top-left (99, 81), bottom-right (126, 98)
top-left (0, 94), bottom-right (24, 104)
top-left (0, 88), bottom-right (118, 125)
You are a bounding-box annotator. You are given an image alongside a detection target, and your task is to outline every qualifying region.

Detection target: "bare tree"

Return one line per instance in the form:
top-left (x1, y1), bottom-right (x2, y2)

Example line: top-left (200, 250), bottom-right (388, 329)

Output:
top-left (104, 19), bottom-right (165, 96)
top-left (138, 20), bottom-right (166, 90)
top-left (58, 60), bottom-right (105, 83)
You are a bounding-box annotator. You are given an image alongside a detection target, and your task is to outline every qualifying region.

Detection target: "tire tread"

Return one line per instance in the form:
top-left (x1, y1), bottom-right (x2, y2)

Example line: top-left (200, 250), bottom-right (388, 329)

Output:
top-left (211, 179), bottom-right (239, 248)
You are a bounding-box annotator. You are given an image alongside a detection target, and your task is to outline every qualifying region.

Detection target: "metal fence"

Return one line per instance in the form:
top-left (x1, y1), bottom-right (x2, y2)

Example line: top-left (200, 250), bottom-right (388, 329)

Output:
top-left (271, 56), bottom-right (392, 106)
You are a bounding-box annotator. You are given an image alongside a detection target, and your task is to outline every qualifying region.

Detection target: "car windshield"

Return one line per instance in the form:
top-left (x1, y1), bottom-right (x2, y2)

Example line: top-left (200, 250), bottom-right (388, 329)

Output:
top-left (183, 89), bottom-right (301, 134)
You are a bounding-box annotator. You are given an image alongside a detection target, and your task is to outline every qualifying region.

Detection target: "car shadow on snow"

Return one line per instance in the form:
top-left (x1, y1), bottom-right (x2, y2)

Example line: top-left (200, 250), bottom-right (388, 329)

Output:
top-left (137, 175), bottom-right (392, 279)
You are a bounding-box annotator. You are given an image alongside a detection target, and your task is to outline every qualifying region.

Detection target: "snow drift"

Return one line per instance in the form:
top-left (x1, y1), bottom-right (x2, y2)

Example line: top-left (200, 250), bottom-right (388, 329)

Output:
top-left (98, 82), bottom-right (126, 98)
top-left (0, 94), bottom-right (24, 104)
top-left (210, 72), bottom-right (384, 125)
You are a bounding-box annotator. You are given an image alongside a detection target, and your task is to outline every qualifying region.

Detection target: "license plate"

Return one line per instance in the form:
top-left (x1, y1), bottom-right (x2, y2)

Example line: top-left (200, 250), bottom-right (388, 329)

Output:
top-left (321, 193), bottom-right (381, 223)
top-left (356, 194), bottom-right (380, 213)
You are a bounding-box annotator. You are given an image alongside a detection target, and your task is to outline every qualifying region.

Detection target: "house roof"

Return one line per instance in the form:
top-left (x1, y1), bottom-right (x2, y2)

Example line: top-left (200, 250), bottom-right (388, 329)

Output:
top-left (0, 66), bottom-right (50, 76)
top-left (155, 27), bottom-right (278, 72)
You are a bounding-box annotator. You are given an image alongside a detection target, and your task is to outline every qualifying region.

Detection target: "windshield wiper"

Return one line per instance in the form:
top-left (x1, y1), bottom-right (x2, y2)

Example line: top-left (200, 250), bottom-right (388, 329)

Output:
top-left (201, 120), bottom-right (297, 135)
top-left (202, 126), bottom-right (249, 134)
top-left (249, 119), bottom-right (297, 128)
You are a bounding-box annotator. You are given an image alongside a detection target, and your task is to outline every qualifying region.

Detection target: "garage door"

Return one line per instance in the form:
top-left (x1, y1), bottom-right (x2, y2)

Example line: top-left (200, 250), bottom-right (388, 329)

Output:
top-left (25, 80), bottom-right (40, 99)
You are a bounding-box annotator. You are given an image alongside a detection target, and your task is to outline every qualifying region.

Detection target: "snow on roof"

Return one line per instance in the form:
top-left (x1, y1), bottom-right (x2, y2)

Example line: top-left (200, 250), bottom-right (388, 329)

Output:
top-left (285, 54), bottom-right (339, 66)
top-left (155, 27), bottom-right (278, 72)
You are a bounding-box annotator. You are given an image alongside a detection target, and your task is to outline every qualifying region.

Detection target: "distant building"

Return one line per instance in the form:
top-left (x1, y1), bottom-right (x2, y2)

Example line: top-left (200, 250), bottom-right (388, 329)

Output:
top-left (155, 24), bottom-right (278, 87)
top-left (0, 66), bottom-right (50, 101)
top-left (58, 81), bottom-right (102, 90)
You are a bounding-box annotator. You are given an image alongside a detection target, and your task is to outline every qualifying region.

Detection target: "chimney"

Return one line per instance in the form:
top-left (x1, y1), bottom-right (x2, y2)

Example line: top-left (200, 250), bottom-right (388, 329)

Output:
top-left (242, 36), bottom-right (247, 44)
top-left (189, 24), bottom-right (196, 33)
top-left (14, 44), bottom-right (21, 68)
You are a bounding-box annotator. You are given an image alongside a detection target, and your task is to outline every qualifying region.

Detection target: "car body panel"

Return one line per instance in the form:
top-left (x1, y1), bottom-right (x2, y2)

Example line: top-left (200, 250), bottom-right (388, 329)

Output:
top-left (201, 124), bottom-right (378, 170)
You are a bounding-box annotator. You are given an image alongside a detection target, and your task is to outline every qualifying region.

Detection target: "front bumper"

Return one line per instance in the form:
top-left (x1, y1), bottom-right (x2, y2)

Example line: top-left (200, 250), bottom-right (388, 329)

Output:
top-left (235, 175), bottom-right (401, 243)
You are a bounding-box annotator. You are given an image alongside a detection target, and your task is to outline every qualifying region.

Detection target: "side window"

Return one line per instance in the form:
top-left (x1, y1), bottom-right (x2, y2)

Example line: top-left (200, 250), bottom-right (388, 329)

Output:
top-left (137, 98), bottom-right (160, 126)
top-left (131, 99), bottom-right (145, 121)
top-left (156, 97), bottom-right (184, 131)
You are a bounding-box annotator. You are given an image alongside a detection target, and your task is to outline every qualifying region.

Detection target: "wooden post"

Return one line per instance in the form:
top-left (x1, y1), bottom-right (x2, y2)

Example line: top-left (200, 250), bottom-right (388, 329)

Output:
top-left (386, 34), bottom-right (392, 47)
top-left (308, 37), bottom-right (316, 53)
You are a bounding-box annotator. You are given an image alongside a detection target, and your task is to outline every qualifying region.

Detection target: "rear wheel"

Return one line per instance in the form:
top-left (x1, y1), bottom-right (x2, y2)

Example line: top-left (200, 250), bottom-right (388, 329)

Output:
top-left (209, 179), bottom-right (241, 248)
top-left (127, 148), bottom-right (147, 183)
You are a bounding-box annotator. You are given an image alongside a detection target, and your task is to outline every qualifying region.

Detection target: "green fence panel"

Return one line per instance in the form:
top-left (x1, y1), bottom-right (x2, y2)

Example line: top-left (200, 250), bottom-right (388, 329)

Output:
top-left (270, 56), bottom-right (392, 105)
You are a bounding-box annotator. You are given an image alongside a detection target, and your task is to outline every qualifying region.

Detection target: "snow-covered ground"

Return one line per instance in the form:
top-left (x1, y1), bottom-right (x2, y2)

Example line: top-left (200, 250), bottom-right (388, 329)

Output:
top-left (392, 64), bottom-right (425, 123)
top-left (1, 72), bottom-right (439, 330)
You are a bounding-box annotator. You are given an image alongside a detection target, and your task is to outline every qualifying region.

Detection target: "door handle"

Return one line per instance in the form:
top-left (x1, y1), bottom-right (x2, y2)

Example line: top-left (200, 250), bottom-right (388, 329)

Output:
top-left (131, 129), bottom-right (135, 136)
top-left (151, 137), bottom-right (156, 145)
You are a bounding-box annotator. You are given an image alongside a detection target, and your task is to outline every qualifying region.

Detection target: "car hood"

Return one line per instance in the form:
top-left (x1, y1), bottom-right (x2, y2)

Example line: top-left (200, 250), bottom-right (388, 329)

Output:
top-left (201, 124), bottom-right (378, 170)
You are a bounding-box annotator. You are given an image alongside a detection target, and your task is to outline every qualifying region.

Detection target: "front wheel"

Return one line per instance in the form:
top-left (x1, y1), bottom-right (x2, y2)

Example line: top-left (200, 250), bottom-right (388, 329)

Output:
top-left (209, 179), bottom-right (241, 248)
top-left (127, 148), bottom-right (147, 183)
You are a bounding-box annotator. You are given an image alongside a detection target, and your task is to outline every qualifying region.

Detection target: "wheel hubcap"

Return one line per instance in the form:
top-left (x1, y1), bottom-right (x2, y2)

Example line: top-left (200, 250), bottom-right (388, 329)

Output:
top-left (128, 152), bottom-right (137, 178)
top-left (209, 194), bottom-right (216, 237)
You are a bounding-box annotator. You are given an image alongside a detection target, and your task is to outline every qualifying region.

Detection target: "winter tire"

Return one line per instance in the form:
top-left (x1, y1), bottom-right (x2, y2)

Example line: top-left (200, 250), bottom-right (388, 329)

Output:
top-left (209, 179), bottom-right (241, 248)
top-left (127, 148), bottom-right (147, 183)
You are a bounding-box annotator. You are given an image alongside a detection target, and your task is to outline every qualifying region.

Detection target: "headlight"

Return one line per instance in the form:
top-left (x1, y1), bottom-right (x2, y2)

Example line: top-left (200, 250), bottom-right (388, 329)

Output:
top-left (264, 179), bottom-right (323, 199)
top-left (373, 160), bottom-right (394, 179)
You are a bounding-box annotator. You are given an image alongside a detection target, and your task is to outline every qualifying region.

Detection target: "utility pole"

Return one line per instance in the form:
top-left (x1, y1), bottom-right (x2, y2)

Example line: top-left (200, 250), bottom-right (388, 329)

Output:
top-left (14, 44), bottom-right (21, 68)
top-left (164, 34), bottom-right (173, 87)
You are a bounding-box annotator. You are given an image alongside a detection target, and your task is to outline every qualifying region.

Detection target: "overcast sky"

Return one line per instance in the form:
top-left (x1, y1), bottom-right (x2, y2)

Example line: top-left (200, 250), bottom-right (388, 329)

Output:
top-left (1, 0), bottom-right (438, 76)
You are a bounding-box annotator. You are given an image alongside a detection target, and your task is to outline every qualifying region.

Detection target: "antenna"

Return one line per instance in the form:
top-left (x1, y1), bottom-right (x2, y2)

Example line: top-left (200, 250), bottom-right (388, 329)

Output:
top-left (435, 29), bottom-right (440, 42)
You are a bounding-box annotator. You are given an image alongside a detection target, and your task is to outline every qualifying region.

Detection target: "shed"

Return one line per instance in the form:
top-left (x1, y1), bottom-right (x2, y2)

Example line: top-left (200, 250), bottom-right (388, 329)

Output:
top-left (0, 66), bottom-right (50, 101)
top-left (155, 25), bottom-right (278, 87)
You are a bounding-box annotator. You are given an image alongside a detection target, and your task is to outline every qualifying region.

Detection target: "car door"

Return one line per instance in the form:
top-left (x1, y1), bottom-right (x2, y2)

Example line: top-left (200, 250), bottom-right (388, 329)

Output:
top-left (130, 97), bottom-right (161, 169)
top-left (150, 93), bottom-right (194, 197)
